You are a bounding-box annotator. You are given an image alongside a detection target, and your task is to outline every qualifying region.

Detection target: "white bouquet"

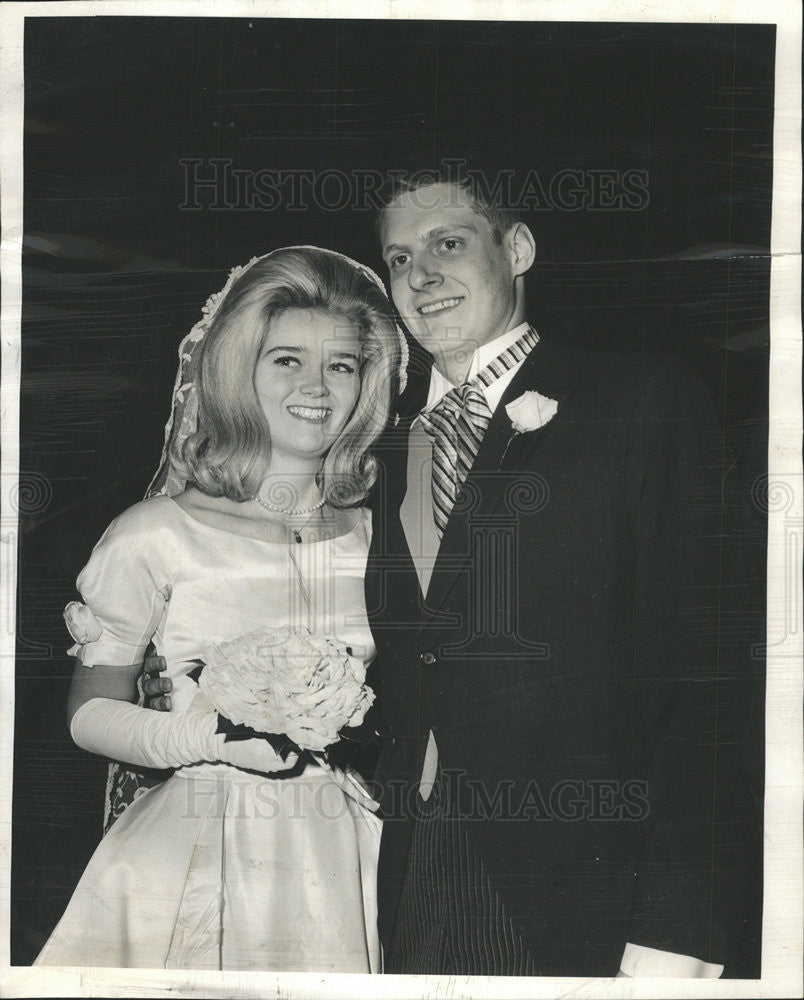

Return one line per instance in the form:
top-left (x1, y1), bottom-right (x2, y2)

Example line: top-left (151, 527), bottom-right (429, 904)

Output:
top-left (193, 625), bottom-right (375, 755)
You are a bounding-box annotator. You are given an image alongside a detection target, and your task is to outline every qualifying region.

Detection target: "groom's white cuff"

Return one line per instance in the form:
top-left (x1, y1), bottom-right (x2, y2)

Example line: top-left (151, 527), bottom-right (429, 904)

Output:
top-left (620, 942), bottom-right (724, 977)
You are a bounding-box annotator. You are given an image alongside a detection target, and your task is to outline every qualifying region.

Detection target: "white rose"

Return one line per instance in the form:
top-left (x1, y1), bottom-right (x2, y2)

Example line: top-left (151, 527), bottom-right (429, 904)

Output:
top-left (504, 390), bottom-right (559, 434)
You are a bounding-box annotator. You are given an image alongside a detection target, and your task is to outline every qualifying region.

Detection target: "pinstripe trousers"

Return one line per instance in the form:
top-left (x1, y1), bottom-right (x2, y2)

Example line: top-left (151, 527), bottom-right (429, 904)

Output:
top-left (384, 766), bottom-right (536, 975)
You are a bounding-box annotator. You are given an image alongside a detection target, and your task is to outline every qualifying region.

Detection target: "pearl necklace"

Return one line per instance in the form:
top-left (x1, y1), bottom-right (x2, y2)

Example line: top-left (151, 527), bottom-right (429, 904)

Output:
top-left (253, 494), bottom-right (326, 517)
top-left (253, 492), bottom-right (326, 544)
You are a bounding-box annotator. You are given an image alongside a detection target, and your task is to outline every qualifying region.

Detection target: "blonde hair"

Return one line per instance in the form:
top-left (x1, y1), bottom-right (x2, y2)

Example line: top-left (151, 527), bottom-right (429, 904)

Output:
top-left (175, 248), bottom-right (398, 506)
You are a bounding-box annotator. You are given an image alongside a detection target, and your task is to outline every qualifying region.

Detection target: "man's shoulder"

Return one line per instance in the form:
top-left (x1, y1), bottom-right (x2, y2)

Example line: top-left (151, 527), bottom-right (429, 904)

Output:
top-left (539, 337), bottom-right (704, 401)
top-left (553, 339), bottom-right (693, 380)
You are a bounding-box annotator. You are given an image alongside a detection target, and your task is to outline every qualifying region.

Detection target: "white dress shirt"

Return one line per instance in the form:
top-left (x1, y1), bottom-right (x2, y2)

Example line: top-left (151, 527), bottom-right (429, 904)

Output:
top-left (424, 321), bottom-right (531, 415)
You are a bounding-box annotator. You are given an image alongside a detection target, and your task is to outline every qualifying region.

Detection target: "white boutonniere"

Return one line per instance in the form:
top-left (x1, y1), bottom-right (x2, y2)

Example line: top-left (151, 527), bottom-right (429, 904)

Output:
top-left (505, 390), bottom-right (559, 434)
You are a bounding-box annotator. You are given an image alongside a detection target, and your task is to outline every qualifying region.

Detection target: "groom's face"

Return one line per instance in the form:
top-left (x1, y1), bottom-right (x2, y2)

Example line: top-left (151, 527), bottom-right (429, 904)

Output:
top-left (380, 182), bottom-right (520, 359)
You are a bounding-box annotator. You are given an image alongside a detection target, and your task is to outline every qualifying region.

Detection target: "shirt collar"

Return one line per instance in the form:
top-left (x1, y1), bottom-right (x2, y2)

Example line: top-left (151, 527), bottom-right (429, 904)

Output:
top-left (424, 321), bottom-right (534, 411)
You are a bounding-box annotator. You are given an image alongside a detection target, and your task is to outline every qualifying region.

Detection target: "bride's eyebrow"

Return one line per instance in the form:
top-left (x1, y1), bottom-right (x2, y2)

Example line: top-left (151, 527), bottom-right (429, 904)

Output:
top-left (263, 345), bottom-right (305, 354)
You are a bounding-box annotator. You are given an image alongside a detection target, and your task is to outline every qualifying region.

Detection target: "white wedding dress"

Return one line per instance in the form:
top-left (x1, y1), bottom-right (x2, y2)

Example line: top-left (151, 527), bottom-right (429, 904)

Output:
top-left (35, 496), bottom-right (381, 972)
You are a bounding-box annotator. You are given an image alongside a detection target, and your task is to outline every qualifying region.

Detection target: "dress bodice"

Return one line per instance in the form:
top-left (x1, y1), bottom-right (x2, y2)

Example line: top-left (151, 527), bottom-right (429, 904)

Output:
top-left (69, 496), bottom-right (376, 714)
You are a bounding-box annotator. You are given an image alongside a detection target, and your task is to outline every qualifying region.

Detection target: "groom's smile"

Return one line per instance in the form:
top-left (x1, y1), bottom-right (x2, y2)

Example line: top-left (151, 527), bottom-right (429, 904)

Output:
top-left (418, 296), bottom-right (463, 316)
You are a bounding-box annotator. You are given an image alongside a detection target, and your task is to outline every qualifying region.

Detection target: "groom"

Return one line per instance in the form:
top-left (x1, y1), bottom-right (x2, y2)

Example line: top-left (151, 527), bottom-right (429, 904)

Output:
top-left (363, 168), bottom-right (761, 977)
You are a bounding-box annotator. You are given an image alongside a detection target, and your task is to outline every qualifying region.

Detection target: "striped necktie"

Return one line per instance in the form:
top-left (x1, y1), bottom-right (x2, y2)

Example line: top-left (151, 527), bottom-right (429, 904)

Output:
top-left (418, 326), bottom-right (538, 538)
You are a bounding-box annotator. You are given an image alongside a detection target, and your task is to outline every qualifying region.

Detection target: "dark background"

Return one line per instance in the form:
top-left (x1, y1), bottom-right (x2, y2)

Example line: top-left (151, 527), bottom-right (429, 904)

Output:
top-left (14, 17), bottom-right (772, 965)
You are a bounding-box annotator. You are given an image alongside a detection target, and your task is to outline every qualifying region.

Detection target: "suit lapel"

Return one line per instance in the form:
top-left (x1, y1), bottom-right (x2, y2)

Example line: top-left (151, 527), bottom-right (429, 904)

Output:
top-left (424, 336), bottom-right (578, 617)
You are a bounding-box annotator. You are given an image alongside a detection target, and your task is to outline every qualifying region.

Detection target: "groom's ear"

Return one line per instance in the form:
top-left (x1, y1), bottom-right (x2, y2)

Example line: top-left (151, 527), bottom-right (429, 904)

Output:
top-left (506, 222), bottom-right (536, 277)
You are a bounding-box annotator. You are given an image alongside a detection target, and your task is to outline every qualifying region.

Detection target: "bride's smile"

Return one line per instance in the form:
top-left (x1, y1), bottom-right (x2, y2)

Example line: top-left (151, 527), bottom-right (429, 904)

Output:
top-left (255, 307), bottom-right (361, 465)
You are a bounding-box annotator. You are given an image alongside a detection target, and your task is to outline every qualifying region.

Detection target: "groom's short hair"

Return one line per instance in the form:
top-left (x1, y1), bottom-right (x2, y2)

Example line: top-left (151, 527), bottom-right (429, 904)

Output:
top-left (375, 165), bottom-right (524, 244)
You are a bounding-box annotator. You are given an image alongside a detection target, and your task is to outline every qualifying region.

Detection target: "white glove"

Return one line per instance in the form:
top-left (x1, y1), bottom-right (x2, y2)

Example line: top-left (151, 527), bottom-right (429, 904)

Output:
top-left (70, 697), bottom-right (299, 774)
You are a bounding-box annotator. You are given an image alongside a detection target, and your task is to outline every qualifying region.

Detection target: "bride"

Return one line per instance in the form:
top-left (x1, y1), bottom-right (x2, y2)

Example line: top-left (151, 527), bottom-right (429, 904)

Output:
top-left (35, 246), bottom-right (402, 972)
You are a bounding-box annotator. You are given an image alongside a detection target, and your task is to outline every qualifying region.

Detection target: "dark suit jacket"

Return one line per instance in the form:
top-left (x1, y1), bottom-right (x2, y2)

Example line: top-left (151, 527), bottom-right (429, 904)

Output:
top-left (365, 335), bottom-right (763, 977)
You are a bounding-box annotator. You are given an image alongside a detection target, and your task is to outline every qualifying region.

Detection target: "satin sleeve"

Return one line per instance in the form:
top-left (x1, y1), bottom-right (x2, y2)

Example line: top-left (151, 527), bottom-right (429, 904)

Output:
top-left (66, 500), bottom-right (171, 667)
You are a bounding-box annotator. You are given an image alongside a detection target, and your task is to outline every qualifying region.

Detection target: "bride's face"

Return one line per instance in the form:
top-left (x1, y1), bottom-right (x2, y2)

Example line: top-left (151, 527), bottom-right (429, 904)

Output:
top-left (254, 307), bottom-right (362, 465)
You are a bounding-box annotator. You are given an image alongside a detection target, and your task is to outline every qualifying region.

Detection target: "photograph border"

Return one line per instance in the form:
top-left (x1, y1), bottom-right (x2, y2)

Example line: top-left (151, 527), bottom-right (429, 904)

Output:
top-left (1, 1), bottom-right (801, 997)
